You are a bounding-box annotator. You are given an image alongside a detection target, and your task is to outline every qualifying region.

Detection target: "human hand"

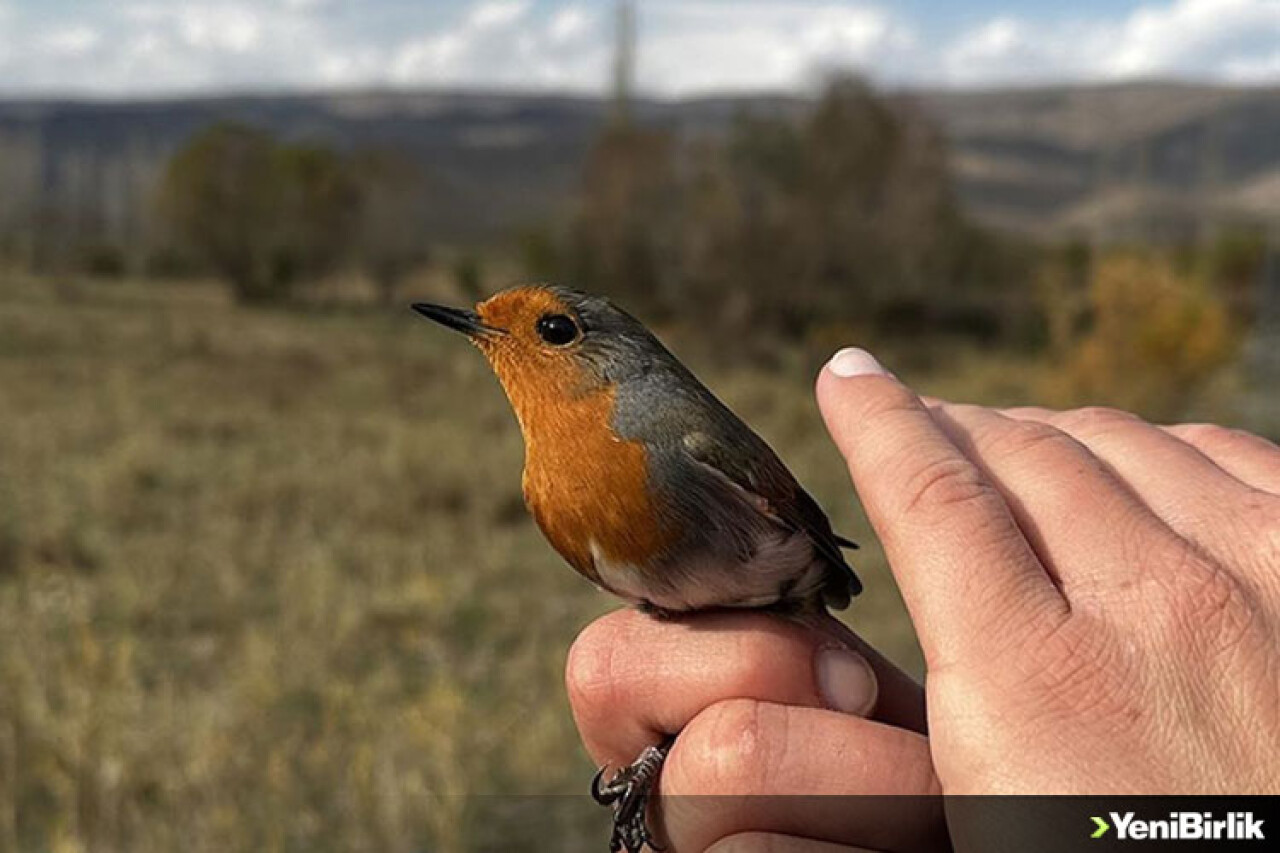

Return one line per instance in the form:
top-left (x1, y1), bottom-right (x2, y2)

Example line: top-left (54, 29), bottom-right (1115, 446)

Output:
top-left (566, 608), bottom-right (949, 852)
top-left (817, 348), bottom-right (1280, 809)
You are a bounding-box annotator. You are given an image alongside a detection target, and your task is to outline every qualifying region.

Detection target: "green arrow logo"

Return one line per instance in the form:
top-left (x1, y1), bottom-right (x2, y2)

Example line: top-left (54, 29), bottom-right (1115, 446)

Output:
top-left (1091, 816), bottom-right (1110, 839)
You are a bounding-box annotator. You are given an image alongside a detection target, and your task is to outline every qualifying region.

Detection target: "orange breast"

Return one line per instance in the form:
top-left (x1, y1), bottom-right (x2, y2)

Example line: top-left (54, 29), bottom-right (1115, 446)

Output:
top-left (518, 386), bottom-right (674, 584)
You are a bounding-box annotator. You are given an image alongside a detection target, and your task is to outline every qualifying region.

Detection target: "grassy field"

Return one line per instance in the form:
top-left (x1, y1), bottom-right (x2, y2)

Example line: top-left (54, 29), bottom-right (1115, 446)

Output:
top-left (0, 272), bottom-right (1258, 852)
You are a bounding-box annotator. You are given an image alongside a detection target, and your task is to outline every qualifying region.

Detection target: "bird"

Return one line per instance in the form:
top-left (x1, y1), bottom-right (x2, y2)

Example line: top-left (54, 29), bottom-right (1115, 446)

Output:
top-left (412, 285), bottom-right (861, 853)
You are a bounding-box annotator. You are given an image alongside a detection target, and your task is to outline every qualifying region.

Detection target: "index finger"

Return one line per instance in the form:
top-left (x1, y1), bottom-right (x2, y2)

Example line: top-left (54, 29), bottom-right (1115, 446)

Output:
top-left (815, 350), bottom-right (1067, 667)
top-left (566, 608), bottom-right (926, 770)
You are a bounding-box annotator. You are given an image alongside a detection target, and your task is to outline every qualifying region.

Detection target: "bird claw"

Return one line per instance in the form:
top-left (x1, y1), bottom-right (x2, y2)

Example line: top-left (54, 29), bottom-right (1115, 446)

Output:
top-left (591, 739), bottom-right (673, 852)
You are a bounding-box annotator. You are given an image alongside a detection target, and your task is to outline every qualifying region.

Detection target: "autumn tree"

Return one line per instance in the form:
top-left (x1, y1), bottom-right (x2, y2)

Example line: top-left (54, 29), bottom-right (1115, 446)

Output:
top-left (1043, 251), bottom-right (1237, 420)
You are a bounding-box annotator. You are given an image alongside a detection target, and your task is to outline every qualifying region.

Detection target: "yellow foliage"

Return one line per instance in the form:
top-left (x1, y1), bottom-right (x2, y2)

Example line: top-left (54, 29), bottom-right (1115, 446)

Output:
top-left (1042, 253), bottom-right (1238, 421)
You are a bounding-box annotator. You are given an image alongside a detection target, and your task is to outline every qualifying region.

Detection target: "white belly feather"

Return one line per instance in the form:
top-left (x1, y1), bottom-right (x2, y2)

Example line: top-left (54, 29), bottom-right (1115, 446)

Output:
top-left (590, 528), bottom-right (826, 613)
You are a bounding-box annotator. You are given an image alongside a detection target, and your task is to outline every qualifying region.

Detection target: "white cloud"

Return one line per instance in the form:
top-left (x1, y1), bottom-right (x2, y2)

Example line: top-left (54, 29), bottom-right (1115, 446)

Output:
top-left (5, 1), bottom-right (343, 93)
top-left (1223, 49), bottom-right (1280, 80)
top-left (1, 0), bottom-right (1279, 97)
top-left (170, 6), bottom-right (262, 53)
top-left (940, 0), bottom-right (1280, 85)
top-left (1105, 0), bottom-right (1280, 77)
top-left (948, 18), bottom-right (1027, 65)
top-left (384, 0), bottom-right (910, 94)
top-left (390, 0), bottom-right (604, 88)
top-left (641, 2), bottom-right (913, 94)
top-left (467, 0), bottom-right (532, 31)
top-left (41, 25), bottom-right (101, 56)
top-left (548, 6), bottom-right (591, 44)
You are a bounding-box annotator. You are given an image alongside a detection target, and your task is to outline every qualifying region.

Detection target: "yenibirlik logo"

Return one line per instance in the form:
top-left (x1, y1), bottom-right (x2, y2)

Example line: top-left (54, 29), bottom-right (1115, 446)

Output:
top-left (1091, 812), bottom-right (1266, 841)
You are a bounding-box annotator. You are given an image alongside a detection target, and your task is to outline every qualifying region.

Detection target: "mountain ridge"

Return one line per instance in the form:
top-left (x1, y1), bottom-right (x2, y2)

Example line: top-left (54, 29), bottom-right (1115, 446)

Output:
top-left (1, 82), bottom-right (1277, 253)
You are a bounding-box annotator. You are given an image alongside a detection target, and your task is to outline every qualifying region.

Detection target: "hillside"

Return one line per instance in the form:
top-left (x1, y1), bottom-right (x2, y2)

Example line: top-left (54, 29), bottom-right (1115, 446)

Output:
top-left (920, 82), bottom-right (1280, 238)
top-left (1, 83), bottom-right (1277, 253)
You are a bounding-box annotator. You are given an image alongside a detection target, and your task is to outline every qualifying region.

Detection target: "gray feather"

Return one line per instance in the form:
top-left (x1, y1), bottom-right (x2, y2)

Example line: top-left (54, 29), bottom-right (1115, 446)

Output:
top-left (544, 286), bottom-right (861, 610)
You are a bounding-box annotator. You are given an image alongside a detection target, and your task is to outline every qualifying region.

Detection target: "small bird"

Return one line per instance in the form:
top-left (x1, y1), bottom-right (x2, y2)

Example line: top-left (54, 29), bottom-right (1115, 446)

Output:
top-left (413, 286), bottom-right (860, 852)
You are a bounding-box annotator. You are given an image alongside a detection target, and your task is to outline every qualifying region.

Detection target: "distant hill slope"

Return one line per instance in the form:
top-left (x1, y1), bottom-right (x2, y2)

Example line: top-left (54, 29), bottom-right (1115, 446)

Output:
top-left (919, 82), bottom-right (1280, 239)
top-left (0, 83), bottom-right (1277, 251)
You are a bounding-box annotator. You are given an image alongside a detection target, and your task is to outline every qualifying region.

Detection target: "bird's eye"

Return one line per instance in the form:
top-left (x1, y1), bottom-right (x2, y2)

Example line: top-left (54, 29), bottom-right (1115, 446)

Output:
top-left (536, 313), bottom-right (580, 346)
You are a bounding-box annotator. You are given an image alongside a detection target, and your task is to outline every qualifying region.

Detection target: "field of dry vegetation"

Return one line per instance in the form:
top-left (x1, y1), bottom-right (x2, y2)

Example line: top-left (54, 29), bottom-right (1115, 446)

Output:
top-left (0, 265), bottom-right (1258, 851)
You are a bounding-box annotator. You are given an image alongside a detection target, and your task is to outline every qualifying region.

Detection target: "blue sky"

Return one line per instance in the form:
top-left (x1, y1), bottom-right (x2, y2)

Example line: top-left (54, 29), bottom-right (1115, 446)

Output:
top-left (0, 0), bottom-right (1278, 96)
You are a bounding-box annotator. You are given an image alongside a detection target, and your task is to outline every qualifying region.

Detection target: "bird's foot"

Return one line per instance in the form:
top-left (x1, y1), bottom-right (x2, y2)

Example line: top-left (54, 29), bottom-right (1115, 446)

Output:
top-left (591, 738), bottom-right (673, 853)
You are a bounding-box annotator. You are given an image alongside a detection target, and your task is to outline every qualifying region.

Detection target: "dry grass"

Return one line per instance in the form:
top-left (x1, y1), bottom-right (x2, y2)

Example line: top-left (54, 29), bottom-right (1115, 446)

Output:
top-left (0, 275), bottom-right (926, 852)
top-left (0, 272), bottom-right (1258, 851)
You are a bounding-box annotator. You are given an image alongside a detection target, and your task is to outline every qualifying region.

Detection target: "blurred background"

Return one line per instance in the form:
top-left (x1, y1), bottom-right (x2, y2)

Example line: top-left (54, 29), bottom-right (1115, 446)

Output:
top-left (1, 0), bottom-right (1278, 850)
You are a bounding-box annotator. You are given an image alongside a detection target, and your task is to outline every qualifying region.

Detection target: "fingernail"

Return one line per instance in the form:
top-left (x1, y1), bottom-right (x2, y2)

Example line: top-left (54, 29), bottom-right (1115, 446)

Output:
top-left (827, 347), bottom-right (889, 378)
top-left (816, 647), bottom-right (878, 716)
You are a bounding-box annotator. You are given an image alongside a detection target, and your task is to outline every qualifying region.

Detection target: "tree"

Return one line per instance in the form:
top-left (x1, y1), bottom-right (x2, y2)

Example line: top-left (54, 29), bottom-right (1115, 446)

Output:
top-left (681, 76), bottom-right (965, 339)
top-left (158, 124), bottom-right (280, 301)
top-left (556, 75), bottom-right (993, 346)
top-left (272, 143), bottom-right (361, 293)
top-left (565, 123), bottom-right (683, 319)
top-left (1044, 251), bottom-right (1237, 420)
top-left (157, 123), bottom-right (358, 303)
top-left (349, 151), bottom-right (430, 305)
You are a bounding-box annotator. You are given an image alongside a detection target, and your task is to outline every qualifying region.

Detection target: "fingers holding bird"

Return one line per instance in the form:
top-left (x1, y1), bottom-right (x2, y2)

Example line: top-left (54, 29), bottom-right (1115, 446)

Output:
top-left (567, 609), bottom-right (940, 853)
top-left (566, 609), bottom-right (926, 774)
top-left (658, 699), bottom-right (943, 853)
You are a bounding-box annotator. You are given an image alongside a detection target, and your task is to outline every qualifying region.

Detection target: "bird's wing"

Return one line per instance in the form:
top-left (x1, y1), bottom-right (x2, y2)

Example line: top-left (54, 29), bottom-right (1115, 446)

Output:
top-left (680, 428), bottom-right (862, 604)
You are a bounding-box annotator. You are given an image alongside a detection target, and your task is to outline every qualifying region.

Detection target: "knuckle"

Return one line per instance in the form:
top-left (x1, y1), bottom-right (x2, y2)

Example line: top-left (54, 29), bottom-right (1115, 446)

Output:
top-left (1060, 406), bottom-right (1142, 438)
top-left (1224, 497), bottom-right (1280, 582)
top-left (668, 699), bottom-right (775, 797)
top-left (1176, 423), bottom-right (1236, 450)
top-left (1141, 542), bottom-right (1258, 656)
top-left (986, 420), bottom-right (1077, 462)
top-left (977, 579), bottom-right (1071, 651)
top-left (565, 616), bottom-right (628, 720)
top-left (726, 627), bottom-right (805, 690)
top-left (1017, 614), bottom-right (1139, 725)
top-left (1170, 560), bottom-right (1255, 652)
top-left (856, 384), bottom-right (925, 424)
top-left (825, 378), bottom-right (919, 444)
top-left (898, 454), bottom-right (995, 518)
top-left (1023, 613), bottom-right (1099, 685)
top-left (1132, 535), bottom-right (1202, 604)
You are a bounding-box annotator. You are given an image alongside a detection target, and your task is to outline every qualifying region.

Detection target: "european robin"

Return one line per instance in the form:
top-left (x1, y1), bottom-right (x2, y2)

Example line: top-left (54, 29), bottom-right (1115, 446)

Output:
top-left (413, 285), bottom-right (861, 853)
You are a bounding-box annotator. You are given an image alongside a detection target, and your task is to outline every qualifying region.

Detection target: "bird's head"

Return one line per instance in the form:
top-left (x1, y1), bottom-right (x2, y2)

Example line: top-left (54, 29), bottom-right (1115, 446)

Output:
top-left (413, 285), bottom-right (668, 427)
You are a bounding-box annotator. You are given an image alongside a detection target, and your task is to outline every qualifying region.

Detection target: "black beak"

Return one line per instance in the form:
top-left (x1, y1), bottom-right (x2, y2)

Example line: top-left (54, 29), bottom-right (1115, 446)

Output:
top-left (411, 303), bottom-right (505, 339)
